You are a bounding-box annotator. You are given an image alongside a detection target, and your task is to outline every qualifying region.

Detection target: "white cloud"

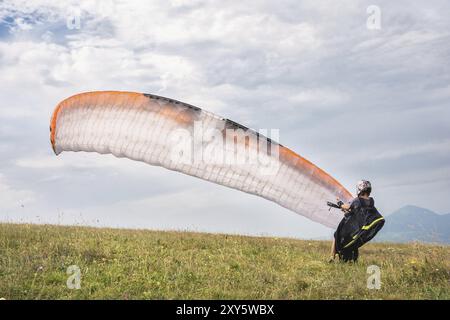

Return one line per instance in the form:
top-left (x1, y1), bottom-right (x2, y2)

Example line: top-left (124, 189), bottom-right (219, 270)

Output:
top-left (371, 140), bottom-right (450, 161)
top-left (0, 174), bottom-right (35, 211)
top-left (289, 88), bottom-right (349, 108)
top-left (1, 0), bottom-right (450, 234)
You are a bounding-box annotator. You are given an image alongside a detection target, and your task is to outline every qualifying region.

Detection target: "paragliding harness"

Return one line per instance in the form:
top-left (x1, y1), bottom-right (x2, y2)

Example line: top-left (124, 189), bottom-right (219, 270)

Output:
top-left (328, 197), bottom-right (385, 262)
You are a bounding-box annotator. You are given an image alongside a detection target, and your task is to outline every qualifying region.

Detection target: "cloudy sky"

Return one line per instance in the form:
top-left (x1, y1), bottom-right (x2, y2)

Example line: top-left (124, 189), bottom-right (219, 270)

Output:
top-left (1, 0), bottom-right (449, 239)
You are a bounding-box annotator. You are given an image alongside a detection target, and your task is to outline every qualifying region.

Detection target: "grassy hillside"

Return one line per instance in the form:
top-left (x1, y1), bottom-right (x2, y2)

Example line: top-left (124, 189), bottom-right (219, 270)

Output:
top-left (0, 223), bottom-right (448, 300)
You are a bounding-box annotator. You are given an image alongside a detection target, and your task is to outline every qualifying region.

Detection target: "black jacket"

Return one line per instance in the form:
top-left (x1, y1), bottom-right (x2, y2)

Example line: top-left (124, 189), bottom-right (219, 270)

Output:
top-left (334, 197), bottom-right (385, 253)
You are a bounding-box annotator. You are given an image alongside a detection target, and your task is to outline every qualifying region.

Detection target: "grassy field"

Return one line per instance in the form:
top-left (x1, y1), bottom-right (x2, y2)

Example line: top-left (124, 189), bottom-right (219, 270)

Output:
top-left (0, 223), bottom-right (448, 300)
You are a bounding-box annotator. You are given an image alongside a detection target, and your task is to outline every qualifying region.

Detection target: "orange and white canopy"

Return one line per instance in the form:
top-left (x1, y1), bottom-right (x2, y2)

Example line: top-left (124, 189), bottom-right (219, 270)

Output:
top-left (50, 91), bottom-right (352, 228)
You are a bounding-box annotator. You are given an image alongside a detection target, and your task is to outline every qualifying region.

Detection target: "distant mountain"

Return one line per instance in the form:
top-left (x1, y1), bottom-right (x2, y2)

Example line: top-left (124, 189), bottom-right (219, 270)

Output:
top-left (376, 205), bottom-right (450, 244)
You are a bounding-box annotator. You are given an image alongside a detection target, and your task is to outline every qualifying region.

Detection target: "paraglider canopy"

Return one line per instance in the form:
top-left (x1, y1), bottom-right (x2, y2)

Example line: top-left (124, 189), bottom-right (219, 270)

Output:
top-left (50, 91), bottom-right (352, 228)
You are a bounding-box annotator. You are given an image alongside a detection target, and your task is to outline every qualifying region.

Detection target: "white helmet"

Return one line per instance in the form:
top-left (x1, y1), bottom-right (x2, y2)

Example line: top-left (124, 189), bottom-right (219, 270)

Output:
top-left (357, 180), bottom-right (372, 196)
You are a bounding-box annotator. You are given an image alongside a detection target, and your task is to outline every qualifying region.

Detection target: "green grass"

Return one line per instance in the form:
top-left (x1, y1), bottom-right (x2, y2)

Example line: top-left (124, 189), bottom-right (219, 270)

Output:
top-left (0, 223), bottom-right (448, 299)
